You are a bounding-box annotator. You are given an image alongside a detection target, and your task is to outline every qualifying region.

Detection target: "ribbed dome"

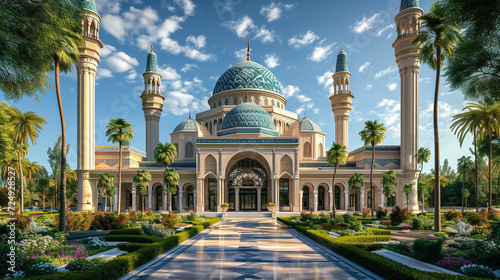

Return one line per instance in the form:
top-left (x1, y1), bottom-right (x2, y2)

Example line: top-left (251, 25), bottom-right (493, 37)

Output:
top-left (173, 117), bottom-right (199, 132)
top-left (82, 0), bottom-right (97, 13)
top-left (146, 46), bottom-right (159, 73)
top-left (299, 116), bottom-right (322, 132)
top-left (400, 0), bottom-right (420, 11)
top-left (335, 49), bottom-right (348, 73)
top-left (212, 61), bottom-right (283, 96)
top-left (221, 103), bottom-right (275, 130)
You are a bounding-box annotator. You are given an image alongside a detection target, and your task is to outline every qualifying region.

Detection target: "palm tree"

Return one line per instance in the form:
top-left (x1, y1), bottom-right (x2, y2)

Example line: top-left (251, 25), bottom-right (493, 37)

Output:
top-left (348, 173), bottom-right (364, 211)
top-left (415, 147), bottom-right (431, 212)
top-left (25, 161), bottom-right (41, 208)
top-left (359, 120), bottom-right (386, 216)
top-left (381, 170), bottom-right (397, 207)
top-left (106, 118), bottom-right (134, 215)
top-left (6, 105), bottom-right (47, 213)
top-left (403, 183), bottom-right (414, 211)
top-left (326, 142), bottom-right (348, 217)
top-left (154, 142), bottom-right (178, 212)
top-left (413, 2), bottom-right (461, 232)
top-left (37, 177), bottom-right (55, 209)
top-left (133, 170), bottom-right (151, 212)
top-left (97, 173), bottom-right (116, 212)
top-left (463, 188), bottom-right (470, 209)
top-left (457, 156), bottom-right (473, 212)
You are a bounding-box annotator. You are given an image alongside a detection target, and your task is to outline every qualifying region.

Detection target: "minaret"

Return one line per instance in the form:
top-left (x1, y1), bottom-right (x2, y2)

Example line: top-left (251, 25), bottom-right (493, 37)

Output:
top-left (393, 0), bottom-right (422, 211)
top-left (141, 45), bottom-right (164, 161)
top-left (77, 0), bottom-right (103, 211)
top-left (330, 46), bottom-right (354, 151)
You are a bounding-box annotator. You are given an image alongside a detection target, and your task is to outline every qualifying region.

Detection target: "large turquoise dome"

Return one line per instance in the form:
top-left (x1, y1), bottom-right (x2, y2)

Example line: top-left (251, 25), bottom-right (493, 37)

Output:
top-left (218, 103), bottom-right (278, 137)
top-left (173, 117), bottom-right (199, 132)
top-left (213, 61), bottom-right (283, 96)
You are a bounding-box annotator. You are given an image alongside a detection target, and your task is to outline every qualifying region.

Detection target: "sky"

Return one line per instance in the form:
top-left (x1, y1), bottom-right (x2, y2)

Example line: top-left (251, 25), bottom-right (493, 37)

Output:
top-left (1, 0), bottom-right (474, 174)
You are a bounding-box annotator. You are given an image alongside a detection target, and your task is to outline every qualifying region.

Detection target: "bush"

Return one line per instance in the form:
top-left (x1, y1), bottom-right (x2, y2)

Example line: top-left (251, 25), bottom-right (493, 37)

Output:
top-left (411, 217), bottom-right (422, 230)
top-left (57, 211), bottom-right (95, 231)
top-left (389, 205), bottom-right (410, 226)
top-left (330, 216), bottom-right (345, 226)
top-left (411, 238), bottom-right (444, 264)
top-left (435, 256), bottom-right (472, 272)
top-left (91, 212), bottom-right (129, 230)
top-left (362, 208), bottom-right (371, 218)
top-left (105, 235), bottom-right (159, 243)
top-left (117, 243), bottom-right (151, 252)
top-left (444, 210), bottom-right (462, 221)
top-left (460, 264), bottom-right (496, 279)
top-left (366, 228), bottom-right (391, 235)
top-left (348, 220), bottom-right (364, 232)
top-left (487, 209), bottom-right (500, 221)
top-left (300, 211), bottom-right (313, 221)
top-left (13, 212), bottom-right (33, 230)
top-left (161, 214), bottom-right (178, 228)
top-left (376, 207), bottom-right (388, 219)
top-left (185, 212), bottom-right (204, 222)
top-left (128, 210), bottom-right (139, 220)
top-left (66, 258), bottom-right (106, 271)
top-left (24, 262), bottom-right (58, 277)
top-left (141, 222), bottom-right (173, 238)
top-left (109, 227), bottom-right (144, 235)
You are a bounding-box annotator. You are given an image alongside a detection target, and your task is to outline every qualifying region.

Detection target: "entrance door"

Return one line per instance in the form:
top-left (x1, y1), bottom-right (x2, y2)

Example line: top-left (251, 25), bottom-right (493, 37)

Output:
top-left (240, 189), bottom-right (257, 211)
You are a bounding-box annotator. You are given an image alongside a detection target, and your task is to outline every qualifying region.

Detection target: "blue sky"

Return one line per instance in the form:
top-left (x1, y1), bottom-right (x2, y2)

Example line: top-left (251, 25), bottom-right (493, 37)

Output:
top-left (2, 0), bottom-right (473, 174)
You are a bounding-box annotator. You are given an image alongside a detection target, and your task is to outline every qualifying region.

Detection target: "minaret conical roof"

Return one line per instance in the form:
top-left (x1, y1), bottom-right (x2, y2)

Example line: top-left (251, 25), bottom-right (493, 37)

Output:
top-left (146, 45), bottom-right (159, 73)
top-left (400, 0), bottom-right (420, 12)
top-left (335, 46), bottom-right (348, 73)
top-left (82, 0), bottom-right (97, 13)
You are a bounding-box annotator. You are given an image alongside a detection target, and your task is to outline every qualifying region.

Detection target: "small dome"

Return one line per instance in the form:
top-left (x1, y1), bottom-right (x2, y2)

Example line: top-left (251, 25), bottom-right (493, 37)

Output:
top-left (82, 0), bottom-right (97, 13)
top-left (218, 103), bottom-right (278, 137)
top-left (213, 61), bottom-right (283, 96)
top-left (146, 46), bottom-right (159, 73)
top-left (299, 115), bottom-right (322, 132)
top-left (335, 48), bottom-right (348, 73)
top-left (173, 116), bottom-right (199, 132)
top-left (400, 0), bottom-right (420, 11)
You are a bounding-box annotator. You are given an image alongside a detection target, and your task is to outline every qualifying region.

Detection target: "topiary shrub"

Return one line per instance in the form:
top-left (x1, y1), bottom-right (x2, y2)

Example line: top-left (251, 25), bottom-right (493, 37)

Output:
top-left (411, 238), bottom-right (444, 264)
top-left (330, 216), bottom-right (345, 226)
top-left (66, 258), bottom-right (106, 271)
top-left (376, 207), bottom-right (388, 219)
top-left (389, 205), bottom-right (410, 226)
top-left (348, 220), bottom-right (364, 232)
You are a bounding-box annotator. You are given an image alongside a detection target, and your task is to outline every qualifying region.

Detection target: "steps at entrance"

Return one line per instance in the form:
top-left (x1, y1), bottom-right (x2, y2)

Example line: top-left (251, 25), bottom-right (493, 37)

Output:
top-left (226, 212), bottom-right (272, 218)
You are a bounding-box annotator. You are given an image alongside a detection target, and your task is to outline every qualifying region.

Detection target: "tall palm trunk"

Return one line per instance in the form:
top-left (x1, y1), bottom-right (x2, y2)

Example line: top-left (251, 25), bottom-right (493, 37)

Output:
top-left (42, 191), bottom-right (45, 209)
top-left (332, 161), bottom-right (338, 218)
top-left (462, 168), bottom-right (466, 212)
top-left (370, 142), bottom-right (375, 216)
top-left (118, 141), bottom-right (122, 214)
top-left (488, 134), bottom-right (493, 210)
top-left (55, 55), bottom-right (68, 232)
top-left (18, 135), bottom-right (24, 214)
top-left (434, 47), bottom-right (442, 232)
top-left (420, 163), bottom-right (424, 212)
top-left (474, 130), bottom-right (478, 212)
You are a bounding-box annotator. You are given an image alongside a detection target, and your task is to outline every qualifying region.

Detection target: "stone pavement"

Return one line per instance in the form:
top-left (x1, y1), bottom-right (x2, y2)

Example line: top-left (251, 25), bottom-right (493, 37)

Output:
top-left (121, 218), bottom-right (384, 280)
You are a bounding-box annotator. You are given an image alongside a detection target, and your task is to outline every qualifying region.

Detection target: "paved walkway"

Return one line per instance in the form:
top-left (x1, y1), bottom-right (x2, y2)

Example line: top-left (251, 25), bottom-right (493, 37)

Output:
top-left (122, 218), bottom-right (383, 280)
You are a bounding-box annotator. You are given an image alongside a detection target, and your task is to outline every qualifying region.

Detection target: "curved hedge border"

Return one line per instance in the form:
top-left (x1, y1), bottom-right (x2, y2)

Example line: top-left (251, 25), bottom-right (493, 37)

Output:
top-left (24, 219), bottom-right (219, 280)
top-left (108, 227), bottom-right (144, 235)
top-left (282, 219), bottom-right (487, 280)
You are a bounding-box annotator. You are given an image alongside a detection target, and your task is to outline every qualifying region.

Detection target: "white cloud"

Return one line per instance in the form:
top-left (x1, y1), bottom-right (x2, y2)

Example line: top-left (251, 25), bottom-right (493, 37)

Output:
top-left (288, 30), bottom-right (319, 48)
top-left (234, 48), bottom-right (247, 61)
top-left (158, 66), bottom-right (181, 80)
top-left (374, 66), bottom-right (398, 79)
top-left (105, 51), bottom-right (139, 73)
top-left (264, 54), bottom-right (280, 68)
top-left (181, 63), bottom-right (198, 73)
top-left (358, 62), bottom-right (370, 72)
top-left (386, 33), bottom-right (393, 40)
top-left (97, 68), bottom-right (113, 79)
top-left (174, 0), bottom-right (195, 16)
top-left (101, 44), bottom-right (117, 57)
top-left (260, 2), bottom-right (282, 22)
top-left (296, 94), bottom-right (311, 103)
top-left (351, 13), bottom-right (381, 33)
top-left (295, 102), bottom-right (317, 115)
top-left (373, 98), bottom-right (401, 136)
top-left (317, 71), bottom-right (334, 94)
top-left (282, 85), bottom-right (300, 98)
top-left (376, 24), bottom-right (394, 37)
top-left (419, 77), bottom-right (431, 84)
top-left (366, 84), bottom-right (373, 90)
top-left (255, 27), bottom-right (276, 43)
top-left (96, 0), bottom-right (121, 14)
top-left (225, 16), bottom-right (255, 38)
top-left (387, 82), bottom-right (398, 91)
top-left (308, 43), bottom-right (335, 62)
top-left (102, 14), bottom-right (126, 42)
top-left (186, 35), bottom-right (206, 49)
top-left (125, 70), bottom-right (138, 80)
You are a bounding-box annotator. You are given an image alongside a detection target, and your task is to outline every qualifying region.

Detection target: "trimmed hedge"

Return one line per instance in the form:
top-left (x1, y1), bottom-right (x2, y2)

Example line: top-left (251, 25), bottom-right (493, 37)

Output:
top-left (293, 225), bottom-right (486, 280)
top-left (334, 235), bottom-right (391, 244)
top-left (366, 228), bottom-right (391, 235)
top-left (117, 243), bottom-right (150, 252)
top-left (108, 227), bottom-right (144, 235)
top-left (24, 223), bottom-right (212, 280)
top-left (104, 235), bottom-right (159, 243)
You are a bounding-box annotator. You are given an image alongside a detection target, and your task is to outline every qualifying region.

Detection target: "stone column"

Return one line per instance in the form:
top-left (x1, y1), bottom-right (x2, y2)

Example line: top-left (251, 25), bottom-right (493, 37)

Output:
top-left (132, 183), bottom-right (137, 211)
top-left (113, 193), bottom-right (118, 212)
top-left (299, 190), bottom-right (303, 212)
top-left (344, 190), bottom-right (349, 211)
top-left (360, 186), bottom-right (365, 212)
top-left (257, 187), bottom-right (262, 212)
top-left (313, 190), bottom-right (318, 212)
top-left (275, 179), bottom-right (280, 209)
top-left (193, 190), bottom-right (197, 212)
top-left (178, 190), bottom-right (184, 212)
top-left (196, 178), bottom-right (203, 212)
top-left (148, 189), bottom-right (152, 211)
top-left (235, 187), bottom-right (240, 211)
top-left (379, 189), bottom-right (385, 208)
top-left (162, 188), bottom-right (168, 211)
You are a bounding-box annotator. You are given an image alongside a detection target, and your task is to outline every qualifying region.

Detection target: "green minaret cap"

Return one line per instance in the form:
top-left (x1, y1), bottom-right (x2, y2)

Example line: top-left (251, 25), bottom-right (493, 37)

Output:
top-left (400, 0), bottom-right (420, 11)
top-left (335, 46), bottom-right (348, 73)
top-left (146, 45), bottom-right (159, 73)
top-left (82, 0), bottom-right (97, 13)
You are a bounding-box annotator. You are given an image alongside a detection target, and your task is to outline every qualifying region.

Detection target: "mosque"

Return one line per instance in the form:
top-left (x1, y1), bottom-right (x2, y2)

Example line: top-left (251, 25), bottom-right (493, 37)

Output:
top-left (76, 0), bottom-right (423, 213)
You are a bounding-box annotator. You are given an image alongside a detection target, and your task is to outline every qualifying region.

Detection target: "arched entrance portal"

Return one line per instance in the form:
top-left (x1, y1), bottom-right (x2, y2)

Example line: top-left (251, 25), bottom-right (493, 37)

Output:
top-left (227, 158), bottom-right (269, 211)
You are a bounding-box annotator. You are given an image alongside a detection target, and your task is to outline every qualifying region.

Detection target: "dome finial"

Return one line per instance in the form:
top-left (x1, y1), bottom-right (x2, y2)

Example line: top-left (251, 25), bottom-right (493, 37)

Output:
top-left (341, 45), bottom-right (343, 52)
top-left (151, 44), bottom-right (153, 52)
top-left (189, 110), bottom-right (191, 119)
top-left (247, 34), bottom-right (251, 61)
top-left (305, 112), bottom-right (307, 118)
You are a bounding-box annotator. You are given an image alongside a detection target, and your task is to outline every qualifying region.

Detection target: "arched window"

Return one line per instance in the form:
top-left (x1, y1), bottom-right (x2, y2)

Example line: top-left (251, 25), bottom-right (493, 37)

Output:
top-left (224, 98), bottom-right (229, 105)
top-left (218, 100), bottom-right (222, 106)
top-left (303, 142), bottom-right (312, 158)
top-left (155, 185), bottom-right (163, 211)
top-left (187, 186), bottom-right (194, 210)
top-left (234, 97), bottom-right (238, 105)
top-left (279, 178), bottom-right (289, 206)
top-left (185, 142), bottom-right (194, 158)
top-left (209, 122), bottom-right (213, 134)
top-left (302, 186), bottom-right (309, 210)
top-left (335, 185), bottom-right (340, 210)
top-left (213, 103), bottom-right (216, 108)
top-left (174, 143), bottom-right (179, 156)
top-left (318, 143), bottom-right (324, 157)
top-left (318, 186), bottom-right (325, 210)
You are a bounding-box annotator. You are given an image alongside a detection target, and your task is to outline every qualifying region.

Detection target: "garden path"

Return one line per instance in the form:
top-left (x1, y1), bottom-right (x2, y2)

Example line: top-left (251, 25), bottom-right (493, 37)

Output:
top-left (121, 218), bottom-right (383, 280)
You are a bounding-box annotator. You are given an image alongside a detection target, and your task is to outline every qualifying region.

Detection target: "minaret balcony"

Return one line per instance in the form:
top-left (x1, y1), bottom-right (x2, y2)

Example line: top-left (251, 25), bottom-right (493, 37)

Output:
top-left (142, 89), bottom-right (163, 96)
top-left (83, 32), bottom-right (99, 40)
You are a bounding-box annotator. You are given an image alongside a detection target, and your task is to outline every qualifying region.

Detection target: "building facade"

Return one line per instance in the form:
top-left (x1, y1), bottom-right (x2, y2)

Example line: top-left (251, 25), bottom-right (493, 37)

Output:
top-left (77, 0), bottom-right (423, 213)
